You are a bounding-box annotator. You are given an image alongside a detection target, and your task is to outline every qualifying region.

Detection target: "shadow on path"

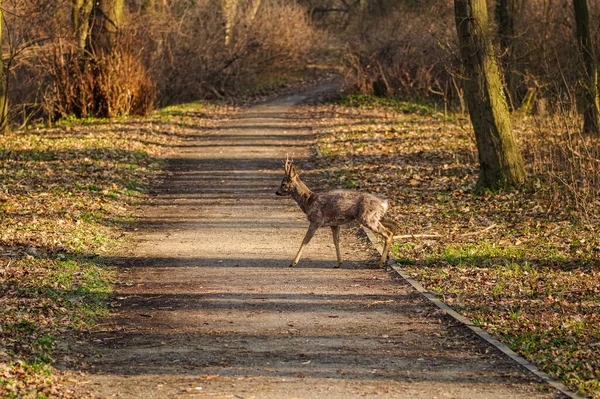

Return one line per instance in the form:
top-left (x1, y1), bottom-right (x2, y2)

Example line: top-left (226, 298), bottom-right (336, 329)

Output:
top-left (64, 85), bottom-right (563, 399)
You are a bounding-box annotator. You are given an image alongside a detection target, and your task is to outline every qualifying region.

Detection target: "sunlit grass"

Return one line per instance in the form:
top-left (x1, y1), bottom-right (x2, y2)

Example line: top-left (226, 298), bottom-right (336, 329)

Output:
top-left (0, 113), bottom-right (178, 397)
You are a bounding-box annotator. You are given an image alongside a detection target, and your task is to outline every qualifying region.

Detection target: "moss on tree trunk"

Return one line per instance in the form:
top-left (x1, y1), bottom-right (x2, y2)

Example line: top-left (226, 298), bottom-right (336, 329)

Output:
top-left (454, 0), bottom-right (525, 190)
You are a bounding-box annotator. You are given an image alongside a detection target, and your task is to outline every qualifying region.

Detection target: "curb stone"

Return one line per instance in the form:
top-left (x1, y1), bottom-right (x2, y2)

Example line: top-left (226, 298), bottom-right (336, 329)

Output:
top-left (362, 228), bottom-right (585, 399)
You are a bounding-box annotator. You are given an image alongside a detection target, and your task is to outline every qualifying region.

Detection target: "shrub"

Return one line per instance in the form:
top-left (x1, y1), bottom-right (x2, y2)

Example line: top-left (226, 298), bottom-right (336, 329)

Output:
top-left (341, 3), bottom-right (458, 105)
top-left (38, 43), bottom-right (155, 120)
top-left (140, 0), bottom-right (322, 104)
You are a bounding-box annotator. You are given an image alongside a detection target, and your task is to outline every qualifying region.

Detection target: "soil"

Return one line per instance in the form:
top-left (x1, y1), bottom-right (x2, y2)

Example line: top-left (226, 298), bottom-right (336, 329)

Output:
top-left (65, 85), bottom-right (565, 398)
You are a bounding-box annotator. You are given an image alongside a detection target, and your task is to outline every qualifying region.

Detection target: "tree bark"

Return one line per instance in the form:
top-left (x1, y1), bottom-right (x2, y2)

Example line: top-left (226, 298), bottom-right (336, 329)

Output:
top-left (72, 0), bottom-right (93, 50)
top-left (0, 0), bottom-right (8, 132)
top-left (573, 0), bottom-right (600, 135)
top-left (222, 0), bottom-right (239, 46)
top-left (495, 0), bottom-right (514, 107)
top-left (495, 0), bottom-right (515, 55)
top-left (87, 0), bottom-right (125, 55)
top-left (141, 0), bottom-right (154, 12)
top-left (454, 0), bottom-right (525, 190)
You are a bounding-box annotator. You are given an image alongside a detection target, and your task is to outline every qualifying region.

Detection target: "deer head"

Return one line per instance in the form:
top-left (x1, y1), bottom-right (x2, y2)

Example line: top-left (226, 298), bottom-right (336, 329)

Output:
top-left (276, 158), bottom-right (298, 196)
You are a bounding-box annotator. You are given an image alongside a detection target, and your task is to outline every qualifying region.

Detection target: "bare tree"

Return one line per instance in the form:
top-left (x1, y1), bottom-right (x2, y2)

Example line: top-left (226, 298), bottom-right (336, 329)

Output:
top-left (222, 0), bottom-right (262, 46)
top-left (0, 0), bottom-right (8, 132)
top-left (87, 0), bottom-right (125, 54)
top-left (454, 0), bottom-right (525, 190)
top-left (72, 0), bottom-right (93, 50)
top-left (573, 0), bottom-right (600, 135)
top-left (222, 0), bottom-right (238, 46)
top-left (495, 0), bottom-right (515, 107)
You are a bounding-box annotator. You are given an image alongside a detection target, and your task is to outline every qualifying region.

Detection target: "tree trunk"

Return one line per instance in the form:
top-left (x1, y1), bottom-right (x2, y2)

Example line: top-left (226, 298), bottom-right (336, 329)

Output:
top-left (495, 0), bottom-right (515, 108)
top-left (0, 0), bottom-right (8, 133)
top-left (454, 0), bottom-right (525, 190)
top-left (495, 0), bottom-right (514, 53)
top-left (573, 0), bottom-right (600, 135)
top-left (247, 0), bottom-right (262, 22)
top-left (72, 0), bottom-right (93, 50)
top-left (87, 0), bottom-right (125, 55)
top-left (222, 0), bottom-right (239, 46)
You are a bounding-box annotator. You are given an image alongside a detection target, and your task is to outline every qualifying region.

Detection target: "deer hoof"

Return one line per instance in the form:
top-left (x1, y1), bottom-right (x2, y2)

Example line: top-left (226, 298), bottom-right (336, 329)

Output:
top-left (333, 264), bottom-right (341, 269)
top-left (289, 263), bottom-right (296, 268)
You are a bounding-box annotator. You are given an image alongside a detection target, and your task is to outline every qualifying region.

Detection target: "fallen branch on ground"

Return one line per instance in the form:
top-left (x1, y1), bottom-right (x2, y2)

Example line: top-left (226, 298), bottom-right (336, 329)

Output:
top-left (393, 223), bottom-right (498, 240)
top-left (393, 233), bottom-right (442, 239)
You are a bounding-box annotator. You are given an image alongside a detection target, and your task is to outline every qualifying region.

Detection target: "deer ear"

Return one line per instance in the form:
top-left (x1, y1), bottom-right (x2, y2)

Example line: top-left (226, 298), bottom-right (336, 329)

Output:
top-left (289, 163), bottom-right (298, 177)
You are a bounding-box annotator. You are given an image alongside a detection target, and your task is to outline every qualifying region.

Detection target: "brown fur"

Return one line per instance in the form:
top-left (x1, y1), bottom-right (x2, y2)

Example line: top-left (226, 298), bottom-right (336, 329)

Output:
top-left (276, 159), bottom-right (397, 268)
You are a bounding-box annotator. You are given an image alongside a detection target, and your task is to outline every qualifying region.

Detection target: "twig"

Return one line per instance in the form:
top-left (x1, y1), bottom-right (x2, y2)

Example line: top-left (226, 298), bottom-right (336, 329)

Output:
top-left (393, 233), bottom-right (441, 239)
top-left (460, 223), bottom-right (498, 237)
top-left (393, 223), bottom-right (498, 240)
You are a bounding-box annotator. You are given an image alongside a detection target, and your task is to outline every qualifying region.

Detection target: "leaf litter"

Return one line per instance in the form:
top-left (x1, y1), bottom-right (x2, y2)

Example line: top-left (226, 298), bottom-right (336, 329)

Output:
top-left (307, 97), bottom-right (600, 398)
top-left (0, 103), bottom-right (236, 398)
top-left (3, 94), bottom-right (598, 397)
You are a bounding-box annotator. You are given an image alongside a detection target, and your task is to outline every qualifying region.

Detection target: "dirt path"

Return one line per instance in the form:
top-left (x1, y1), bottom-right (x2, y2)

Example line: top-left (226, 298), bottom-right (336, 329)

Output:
top-left (73, 87), bottom-right (563, 398)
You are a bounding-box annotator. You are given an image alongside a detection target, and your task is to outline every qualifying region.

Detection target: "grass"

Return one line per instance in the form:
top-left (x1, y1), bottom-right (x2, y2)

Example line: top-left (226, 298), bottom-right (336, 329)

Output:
top-left (312, 95), bottom-right (600, 398)
top-left (337, 94), bottom-right (441, 117)
top-left (0, 103), bottom-right (228, 397)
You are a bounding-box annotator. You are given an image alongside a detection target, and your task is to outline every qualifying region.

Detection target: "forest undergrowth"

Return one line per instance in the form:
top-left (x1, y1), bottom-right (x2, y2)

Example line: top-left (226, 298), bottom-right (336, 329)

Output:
top-left (1, 89), bottom-right (599, 397)
top-left (310, 95), bottom-right (600, 398)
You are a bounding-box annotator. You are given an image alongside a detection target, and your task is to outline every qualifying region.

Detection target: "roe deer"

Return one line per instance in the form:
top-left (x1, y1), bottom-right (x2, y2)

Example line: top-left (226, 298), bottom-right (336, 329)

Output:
top-left (276, 159), bottom-right (398, 268)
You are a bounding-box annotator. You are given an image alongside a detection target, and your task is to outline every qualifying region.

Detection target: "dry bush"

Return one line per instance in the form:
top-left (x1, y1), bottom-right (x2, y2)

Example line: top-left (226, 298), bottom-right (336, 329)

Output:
top-left (3, 0), bottom-right (73, 124)
top-left (337, 0), bottom-right (600, 114)
top-left (36, 43), bottom-right (155, 120)
top-left (341, 2), bottom-right (458, 104)
top-left (231, 0), bottom-right (322, 89)
top-left (6, 0), bottom-right (155, 122)
top-left (522, 114), bottom-right (600, 221)
top-left (8, 0), bottom-right (321, 122)
top-left (87, 45), bottom-right (156, 118)
top-left (134, 0), bottom-right (322, 104)
top-left (499, 0), bottom-right (599, 112)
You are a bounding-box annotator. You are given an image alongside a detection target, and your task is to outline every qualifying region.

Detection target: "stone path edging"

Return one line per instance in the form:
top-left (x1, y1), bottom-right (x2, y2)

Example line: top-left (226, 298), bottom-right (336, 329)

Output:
top-left (362, 228), bottom-right (585, 399)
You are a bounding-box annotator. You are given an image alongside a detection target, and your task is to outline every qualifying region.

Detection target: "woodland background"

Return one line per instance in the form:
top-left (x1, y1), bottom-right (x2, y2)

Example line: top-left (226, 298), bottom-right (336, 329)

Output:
top-left (0, 0), bottom-right (599, 398)
top-left (3, 0), bottom-right (600, 121)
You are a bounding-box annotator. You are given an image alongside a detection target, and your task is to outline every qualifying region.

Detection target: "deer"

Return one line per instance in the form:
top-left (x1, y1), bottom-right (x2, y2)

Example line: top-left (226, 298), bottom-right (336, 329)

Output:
top-left (276, 159), bottom-right (398, 268)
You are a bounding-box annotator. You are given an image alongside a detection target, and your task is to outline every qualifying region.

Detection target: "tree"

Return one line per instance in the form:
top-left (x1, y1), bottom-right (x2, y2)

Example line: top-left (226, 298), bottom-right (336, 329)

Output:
top-left (454, 0), bottom-right (525, 190)
top-left (0, 0), bottom-right (8, 132)
top-left (495, 0), bottom-right (516, 108)
top-left (73, 0), bottom-right (93, 51)
top-left (573, 0), bottom-right (600, 135)
top-left (495, 0), bottom-right (514, 55)
top-left (87, 0), bottom-right (125, 55)
top-left (222, 0), bottom-right (262, 46)
top-left (73, 0), bottom-right (129, 118)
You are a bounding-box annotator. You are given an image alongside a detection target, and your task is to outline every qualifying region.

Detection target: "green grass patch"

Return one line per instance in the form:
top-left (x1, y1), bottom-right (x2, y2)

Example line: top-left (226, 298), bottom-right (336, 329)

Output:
top-left (337, 94), bottom-right (440, 116)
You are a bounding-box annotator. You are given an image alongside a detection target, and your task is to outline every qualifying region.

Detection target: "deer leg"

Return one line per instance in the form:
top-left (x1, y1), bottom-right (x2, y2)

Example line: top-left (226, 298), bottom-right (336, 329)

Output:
top-left (290, 224), bottom-right (319, 267)
top-left (380, 230), bottom-right (393, 267)
top-left (364, 220), bottom-right (394, 267)
top-left (330, 225), bottom-right (342, 268)
top-left (381, 218), bottom-right (399, 236)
